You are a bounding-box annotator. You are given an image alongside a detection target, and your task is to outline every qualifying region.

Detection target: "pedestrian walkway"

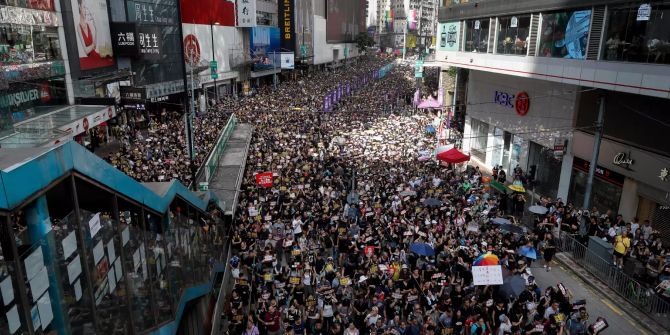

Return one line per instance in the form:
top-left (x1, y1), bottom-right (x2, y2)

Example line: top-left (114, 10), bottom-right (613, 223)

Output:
top-left (533, 253), bottom-right (667, 335)
top-left (208, 123), bottom-right (253, 215)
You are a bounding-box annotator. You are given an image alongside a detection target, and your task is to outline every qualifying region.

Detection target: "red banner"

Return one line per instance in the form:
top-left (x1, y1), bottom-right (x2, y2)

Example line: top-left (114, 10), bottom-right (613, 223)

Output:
top-left (255, 172), bottom-right (273, 188)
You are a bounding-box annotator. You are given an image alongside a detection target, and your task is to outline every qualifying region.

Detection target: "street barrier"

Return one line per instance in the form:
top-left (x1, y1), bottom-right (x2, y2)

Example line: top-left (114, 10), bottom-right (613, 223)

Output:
top-left (558, 232), bottom-right (670, 329)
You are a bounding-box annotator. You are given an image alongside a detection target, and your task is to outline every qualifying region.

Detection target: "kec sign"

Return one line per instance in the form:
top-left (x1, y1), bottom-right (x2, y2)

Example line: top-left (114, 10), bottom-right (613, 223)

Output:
top-left (494, 91), bottom-right (530, 116)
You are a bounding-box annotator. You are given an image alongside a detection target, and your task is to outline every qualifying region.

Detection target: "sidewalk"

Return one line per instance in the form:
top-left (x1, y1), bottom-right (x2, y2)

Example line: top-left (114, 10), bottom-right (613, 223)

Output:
top-left (553, 253), bottom-right (668, 335)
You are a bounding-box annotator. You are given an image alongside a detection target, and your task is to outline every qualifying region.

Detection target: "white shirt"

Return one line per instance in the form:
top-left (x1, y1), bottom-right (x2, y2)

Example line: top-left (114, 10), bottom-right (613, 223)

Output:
top-left (292, 219), bottom-right (303, 235)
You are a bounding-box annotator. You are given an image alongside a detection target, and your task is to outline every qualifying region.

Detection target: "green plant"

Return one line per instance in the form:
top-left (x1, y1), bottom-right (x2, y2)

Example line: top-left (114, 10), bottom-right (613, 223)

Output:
top-left (354, 32), bottom-right (375, 53)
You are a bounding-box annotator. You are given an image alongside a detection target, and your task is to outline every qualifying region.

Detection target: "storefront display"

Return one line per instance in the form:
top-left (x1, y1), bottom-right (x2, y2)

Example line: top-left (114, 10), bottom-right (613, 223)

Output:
top-left (539, 9), bottom-right (591, 59)
top-left (0, 0), bottom-right (54, 11)
top-left (569, 156), bottom-right (624, 213)
top-left (464, 18), bottom-right (489, 53)
top-left (496, 15), bottom-right (530, 55)
top-left (604, 2), bottom-right (670, 64)
top-left (0, 24), bottom-right (61, 66)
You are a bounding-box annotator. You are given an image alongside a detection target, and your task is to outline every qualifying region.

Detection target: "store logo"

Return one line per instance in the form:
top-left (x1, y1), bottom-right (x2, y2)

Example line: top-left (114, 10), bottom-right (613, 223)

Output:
top-left (0, 88), bottom-right (42, 108)
top-left (183, 34), bottom-right (201, 66)
top-left (40, 83), bottom-right (51, 103)
top-left (447, 24), bottom-right (458, 47)
top-left (494, 90), bottom-right (531, 116)
top-left (613, 152), bottom-right (634, 170)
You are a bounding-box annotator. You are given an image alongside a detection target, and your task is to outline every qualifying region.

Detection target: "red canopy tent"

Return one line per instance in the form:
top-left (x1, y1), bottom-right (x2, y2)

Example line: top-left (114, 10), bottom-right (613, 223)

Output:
top-left (436, 148), bottom-right (470, 164)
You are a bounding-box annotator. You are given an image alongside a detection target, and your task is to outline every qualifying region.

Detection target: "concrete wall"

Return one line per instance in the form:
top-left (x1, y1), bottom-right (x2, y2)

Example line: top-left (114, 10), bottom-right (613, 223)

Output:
top-left (313, 15), bottom-right (360, 65)
top-left (465, 70), bottom-right (577, 149)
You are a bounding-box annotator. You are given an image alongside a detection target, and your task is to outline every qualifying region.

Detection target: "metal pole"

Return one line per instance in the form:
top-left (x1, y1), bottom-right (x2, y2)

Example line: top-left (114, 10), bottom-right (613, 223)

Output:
top-left (211, 22), bottom-right (218, 102)
top-left (449, 69), bottom-right (458, 142)
top-left (273, 50), bottom-right (277, 89)
top-left (402, 21), bottom-right (407, 60)
top-left (583, 95), bottom-right (606, 210)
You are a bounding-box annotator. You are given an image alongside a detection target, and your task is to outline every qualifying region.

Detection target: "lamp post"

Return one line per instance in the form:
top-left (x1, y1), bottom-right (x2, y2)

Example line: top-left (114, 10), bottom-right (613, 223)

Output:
top-left (211, 21), bottom-right (219, 102)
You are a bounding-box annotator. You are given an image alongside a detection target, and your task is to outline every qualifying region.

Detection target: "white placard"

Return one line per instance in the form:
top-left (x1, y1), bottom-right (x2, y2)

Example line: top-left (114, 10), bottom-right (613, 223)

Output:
top-left (114, 259), bottom-right (123, 283)
top-left (24, 246), bottom-right (44, 280)
top-left (236, 0), bottom-right (257, 27)
top-left (281, 52), bottom-right (295, 70)
top-left (36, 293), bottom-right (53, 329)
top-left (73, 279), bottom-right (82, 301)
top-left (62, 231), bottom-right (77, 260)
top-left (133, 249), bottom-right (141, 271)
top-left (67, 255), bottom-right (82, 284)
top-left (1, 276), bottom-right (14, 305)
top-left (637, 4), bottom-right (651, 21)
top-left (106, 241), bottom-right (116, 262)
top-left (107, 269), bottom-right (117, 293)
top-left (510, 16), bottom-right (518, 28)
top-left (122, 227), bottom-right (130, 246)
top-left (139, 243), bottom-right (146, 261)
top-left (472, 265), bottom-right (504, 286)
top-left (92, 241), bottom-right (104, 265)
top-left (29, 268), bottom-right (49, 302)
top-left (6, 304), bottom-right (20, 334)
top-left (89, 213), bottom-right (102, 238)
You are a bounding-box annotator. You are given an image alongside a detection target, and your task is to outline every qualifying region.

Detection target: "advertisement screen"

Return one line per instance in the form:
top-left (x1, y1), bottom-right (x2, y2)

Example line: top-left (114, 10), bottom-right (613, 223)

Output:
top-left (539, 9), bottom-right (591, 59)
top-left (250, 26), bottom-right (280, 71)
top-left (326, 0), bottom-right (366, 43)
top-left (0, 0), bottom-right (54, 11)
top-left (70, 0), bottom-right (114, 70)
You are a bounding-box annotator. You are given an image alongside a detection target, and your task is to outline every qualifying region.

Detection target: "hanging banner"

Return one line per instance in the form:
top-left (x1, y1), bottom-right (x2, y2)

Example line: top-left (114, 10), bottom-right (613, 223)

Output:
top-left (236, 0), bottom-right (257, 27)
top-left (255, 172), bottom-right (273, 187)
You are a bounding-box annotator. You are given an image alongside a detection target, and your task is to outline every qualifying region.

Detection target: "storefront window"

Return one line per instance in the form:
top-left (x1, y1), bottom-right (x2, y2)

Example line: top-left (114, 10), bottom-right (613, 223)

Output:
top-left (496, 15), bottom-right (531, 55)
top-left (539, 9), bottom-right (591, 59)
top-left (0, 25), bottom-right (62, 66)
top-left (604, 2), bottom-right (670, 64)
top-left (470, 118), bottom-right (489, 161)
top-left (569, 167), bottom-right (623, 214)
top-left (464, 19), bottom-right (489, 52)
top-left (527, 141), bottom-right (562, 199)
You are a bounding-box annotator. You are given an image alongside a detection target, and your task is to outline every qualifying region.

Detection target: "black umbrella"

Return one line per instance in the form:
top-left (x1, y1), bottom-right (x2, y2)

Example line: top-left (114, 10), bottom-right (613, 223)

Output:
top-left (423, 198), bottom-right (443, 207)
top-left (499, 224), bottom-right (525, 235)
top-left (499, 275), bottom-right (526, 299)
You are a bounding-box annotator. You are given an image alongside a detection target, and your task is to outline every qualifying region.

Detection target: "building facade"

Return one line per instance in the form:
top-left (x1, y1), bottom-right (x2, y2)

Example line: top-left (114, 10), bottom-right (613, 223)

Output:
top-left (436, 0), bottom-right (670, 234)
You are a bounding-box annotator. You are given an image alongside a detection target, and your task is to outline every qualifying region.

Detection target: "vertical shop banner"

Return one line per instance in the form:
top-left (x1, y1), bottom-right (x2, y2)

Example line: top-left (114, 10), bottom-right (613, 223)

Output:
top-left (438, 22), bottom-right (460, 52)
top-left (250, 26), bottom-right (280, 71)
top-left (236, 0), bottom-right (257, 27)
top-left (70, 0), bottom-right (115, 70)
top-left (278, 0), bottom-right (295, 51)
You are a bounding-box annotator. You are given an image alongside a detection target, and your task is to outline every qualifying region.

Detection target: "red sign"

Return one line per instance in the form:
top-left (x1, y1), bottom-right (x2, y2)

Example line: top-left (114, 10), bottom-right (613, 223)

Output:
top-left (255, 172), bottom-right (273, 187)
top-left (364, 246), bottom-right (375, 256)
top-left (515, 91), bottom-right (530, 116)
top-left (183, 34), bottom-right (201, 65)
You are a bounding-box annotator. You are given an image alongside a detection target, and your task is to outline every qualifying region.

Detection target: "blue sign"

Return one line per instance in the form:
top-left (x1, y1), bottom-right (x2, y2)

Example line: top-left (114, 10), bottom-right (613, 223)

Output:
top-left (494, 91), bottom-right (516, 108)
top-left (250, 27), bottom-right (281, 71)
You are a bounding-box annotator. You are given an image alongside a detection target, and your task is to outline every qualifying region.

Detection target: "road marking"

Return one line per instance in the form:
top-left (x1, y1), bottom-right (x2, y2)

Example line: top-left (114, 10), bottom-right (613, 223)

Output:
top-left (628, 320), bottom-right (649, 335)
top-left (600, 298), bottom-right (623, 315)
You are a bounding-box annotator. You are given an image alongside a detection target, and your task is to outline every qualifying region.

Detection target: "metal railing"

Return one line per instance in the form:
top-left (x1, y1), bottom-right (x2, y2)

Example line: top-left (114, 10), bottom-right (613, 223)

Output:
top-left (558, 232), bottom-right (670, 329)
top-left (193, 114), bottom-right (238, 188)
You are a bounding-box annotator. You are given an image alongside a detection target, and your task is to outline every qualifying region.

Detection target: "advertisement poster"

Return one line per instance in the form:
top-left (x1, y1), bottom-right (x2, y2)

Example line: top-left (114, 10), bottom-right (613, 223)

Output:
top-left (70, 0), bottom-right (114, 70)
top-left (539, 10), bottom-right (591, 59)
top-left (438, 22), bottom-right (460, 52)
top-left (278, 0), bottom-right (295, 51)
top-left (250, 26), bottom-right (280, 71)
top-left (281, 52), bottom-right (295, 69)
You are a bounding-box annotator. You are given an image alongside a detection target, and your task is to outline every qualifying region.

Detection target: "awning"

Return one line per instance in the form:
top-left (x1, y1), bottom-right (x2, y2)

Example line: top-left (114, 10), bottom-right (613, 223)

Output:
top-left (1, 105), bottom-right (116, 148)
top-left (436, 148), bottom-right (470, 164)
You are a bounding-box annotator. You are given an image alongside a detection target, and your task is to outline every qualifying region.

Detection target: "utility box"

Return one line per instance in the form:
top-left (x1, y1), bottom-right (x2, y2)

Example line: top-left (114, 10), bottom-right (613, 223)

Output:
top-left (588, 236), bottom-right (614, 266)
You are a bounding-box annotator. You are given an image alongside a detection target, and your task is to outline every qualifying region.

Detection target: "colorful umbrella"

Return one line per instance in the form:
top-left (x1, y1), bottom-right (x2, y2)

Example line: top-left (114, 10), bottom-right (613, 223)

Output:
top-left (508, 184), bottom-right (526, 193)
top-left (474, 253), bottom-right (499, 266)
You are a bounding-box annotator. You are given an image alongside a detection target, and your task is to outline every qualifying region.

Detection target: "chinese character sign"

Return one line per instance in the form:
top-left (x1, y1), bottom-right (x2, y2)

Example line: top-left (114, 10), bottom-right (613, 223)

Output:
top-left (237, 0), bottom-right (257, 27)
top-left (255, 172), bottom-right (273, 187)
top-left (472, 265), bottom-right (503, 286)
top-left (137, 26), bottom-right (161, 59)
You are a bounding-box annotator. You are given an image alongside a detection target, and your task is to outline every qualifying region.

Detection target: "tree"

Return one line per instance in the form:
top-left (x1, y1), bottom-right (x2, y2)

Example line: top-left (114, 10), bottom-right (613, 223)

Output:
top-left (354, 32), bottom-right (375, 53)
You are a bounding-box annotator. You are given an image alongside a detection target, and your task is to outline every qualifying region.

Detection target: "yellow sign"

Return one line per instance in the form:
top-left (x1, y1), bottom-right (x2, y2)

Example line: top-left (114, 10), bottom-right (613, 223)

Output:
top-left (406, 34), bottom-right (417, 48)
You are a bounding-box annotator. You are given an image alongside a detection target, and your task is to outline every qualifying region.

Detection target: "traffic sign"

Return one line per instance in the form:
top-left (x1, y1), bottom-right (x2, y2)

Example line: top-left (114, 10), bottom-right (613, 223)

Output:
top-left (415, 60), bottom-right (424, 78)
top-left (210, 60), bottom-right (218, 79)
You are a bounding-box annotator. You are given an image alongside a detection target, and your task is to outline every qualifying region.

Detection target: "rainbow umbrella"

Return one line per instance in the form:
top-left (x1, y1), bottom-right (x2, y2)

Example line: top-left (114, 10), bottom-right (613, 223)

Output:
top-left (473, 253), bottom-right (499, 266)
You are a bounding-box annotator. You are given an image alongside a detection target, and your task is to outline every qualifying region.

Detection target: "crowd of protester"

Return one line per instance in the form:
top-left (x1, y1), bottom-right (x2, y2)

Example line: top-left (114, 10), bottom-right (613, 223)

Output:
top-left (219, 56), bottom-right (611, 335)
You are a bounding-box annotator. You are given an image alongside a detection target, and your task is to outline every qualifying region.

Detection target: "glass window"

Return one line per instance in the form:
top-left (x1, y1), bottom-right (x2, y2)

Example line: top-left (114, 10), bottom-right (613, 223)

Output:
top-left (0, 216), bottom-right (30, 335)
top-left (527, 141), bottom-right (562, 198)
top-left (0, 0), bottom-right (54, 10)
top-left (604, 2), bottom-right (670, 64)
top-left (496, 15), bottom-right (531, 55)
top-left (0, 25), bottom-right (62, 66)
top-left (539, 9), bottom-right (592, 59)
top-left (470, 118), bottom-right (489, 161)
top-left (464, 19), bottom-right (489, 52)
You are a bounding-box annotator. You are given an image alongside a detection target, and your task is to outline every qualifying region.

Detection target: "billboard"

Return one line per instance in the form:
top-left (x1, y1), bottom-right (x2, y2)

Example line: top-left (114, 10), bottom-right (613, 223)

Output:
top-left (438, 22), bottom-right (460, 52)
top-left (326, 0), bottom-right (366, 43)
top-left (179, 0), bottom-right (235, 26)
top-left (278, 0), bottom-right (295, 51)
top-left (539, 9), bottom-right (591, 59)
top-left (70, 0), bottom-right (115, 70)
top-left (281, 52), bottom-right (294, 69)
top-left (250, 26), bottom-right (280, 71)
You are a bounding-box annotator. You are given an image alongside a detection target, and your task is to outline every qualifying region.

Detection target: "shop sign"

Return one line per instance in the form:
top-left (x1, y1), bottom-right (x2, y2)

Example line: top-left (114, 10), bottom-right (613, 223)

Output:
top-left (659, 168), bottom-right (668, 182)
top-left (111, 22), bottom-right (139, 57)
top-left (612, 152), bottom-right (634, 170)
top-left (236, 0), bottom-right (257, 27)
top-left (0, 6), bottom-right (58, 26)
top-left (120, 87), bottom-right (146, 100)
top-left (150, 96), bottom-right (168, 103)
top-left (637, 4), bottom-right (651, 21)
top-left (126, 0), bottom-right (177, 25)
top-left (278, 0), bottom-right (295, 52)
top-left (494, 90), bottom-right (530, 116)
top-left (573, 156), bottom-right (624, 187)
top-left (0, 85), bottom-right (50, 109)
top-left (137, 26), bottom-right (161, 58)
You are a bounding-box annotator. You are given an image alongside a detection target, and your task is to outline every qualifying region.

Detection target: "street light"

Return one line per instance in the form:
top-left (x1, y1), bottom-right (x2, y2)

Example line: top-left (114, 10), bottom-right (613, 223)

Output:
top-left (211, 21), bottom-right (220, 102)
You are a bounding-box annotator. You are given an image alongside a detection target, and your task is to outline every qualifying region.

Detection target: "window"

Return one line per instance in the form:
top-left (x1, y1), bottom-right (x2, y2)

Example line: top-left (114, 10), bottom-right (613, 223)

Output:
top-left (604, 2), bottom-right (670, 64)
top-left (496, 15), bottom-right (531, 55)
top-left (464, 19), bottom-right (489, 52)
top-left (0, 0), bottom-right (54, 10)
top-left (0, 25), bottom-right (62, 66)
top-left (470, 118), bottom-right (489, 161)
top-left (539, 9), bottom-right (591, 59)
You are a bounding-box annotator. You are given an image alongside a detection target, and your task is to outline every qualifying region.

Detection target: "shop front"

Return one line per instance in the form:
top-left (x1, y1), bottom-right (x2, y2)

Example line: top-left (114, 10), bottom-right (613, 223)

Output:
top-left (462, 70), bottom-right (577, 199)
top-left (572, 131), bottom-right (670, 239)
